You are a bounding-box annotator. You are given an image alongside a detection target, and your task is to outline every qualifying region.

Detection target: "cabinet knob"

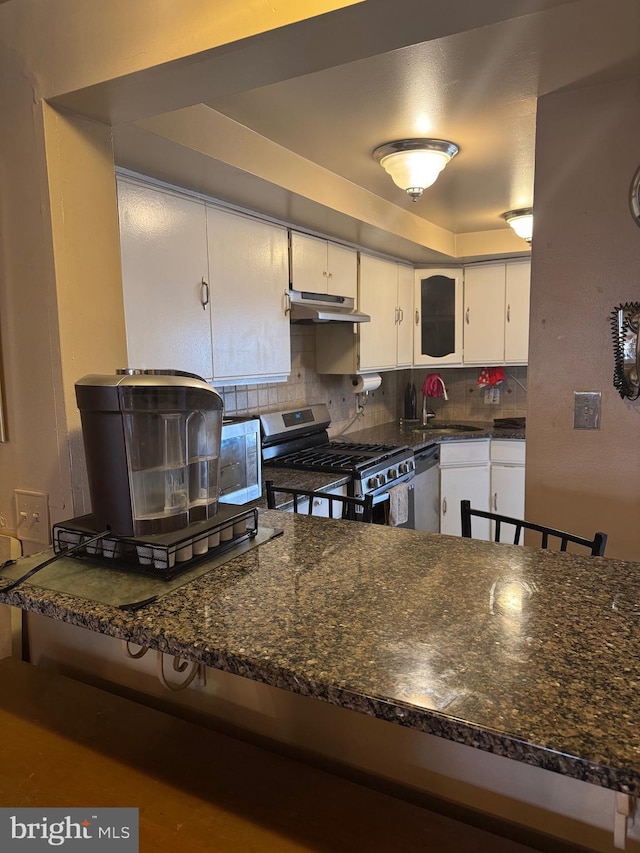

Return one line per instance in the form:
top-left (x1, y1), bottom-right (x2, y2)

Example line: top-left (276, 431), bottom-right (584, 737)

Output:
top-left (465, 307), bottom-right (470, 325)
top-left (284, 291), bottom-right (291, 316)
top-left (494, 492), bottom-right (498, 511)
top-left (415, 310), bottom-right (420, 326)
top-left (507, 304), bottom-right (511, 322)
top-left (442, 497), bottom-right (447, 515)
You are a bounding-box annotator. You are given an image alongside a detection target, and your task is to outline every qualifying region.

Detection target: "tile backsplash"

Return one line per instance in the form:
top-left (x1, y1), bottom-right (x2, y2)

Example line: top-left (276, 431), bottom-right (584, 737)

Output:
top-left (218, 325), bottom-right (526, 433)
top-left (218, 325), bottom-right (398, 436)
top-left (397, 366), bottom-right (528, 423)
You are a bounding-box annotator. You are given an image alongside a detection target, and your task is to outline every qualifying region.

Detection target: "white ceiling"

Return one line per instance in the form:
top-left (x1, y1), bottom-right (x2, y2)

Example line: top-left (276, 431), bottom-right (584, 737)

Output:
top-left (201, 0), bottom-right (640, 236)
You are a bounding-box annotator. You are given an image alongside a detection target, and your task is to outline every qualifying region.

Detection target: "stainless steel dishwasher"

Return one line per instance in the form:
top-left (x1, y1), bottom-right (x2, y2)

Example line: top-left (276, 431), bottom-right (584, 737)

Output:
top-left (410, 445), bottom-right (440, 532)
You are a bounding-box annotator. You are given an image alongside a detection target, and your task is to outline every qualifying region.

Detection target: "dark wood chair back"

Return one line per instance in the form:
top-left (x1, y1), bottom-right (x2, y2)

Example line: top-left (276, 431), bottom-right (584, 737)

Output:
top-left (265, 480), bottom-right (374, 523)
top-left (460, 500), bottom-right (607, 556)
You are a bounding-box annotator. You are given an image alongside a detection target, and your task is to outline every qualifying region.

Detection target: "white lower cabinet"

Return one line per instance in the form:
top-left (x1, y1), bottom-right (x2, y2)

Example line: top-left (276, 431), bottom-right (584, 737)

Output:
top-left (282, 483), bottom-right (347, 516)
top-left (439, 440), bottom-right (490, 538)
top-left (490, 440), bottom-right (526, 544)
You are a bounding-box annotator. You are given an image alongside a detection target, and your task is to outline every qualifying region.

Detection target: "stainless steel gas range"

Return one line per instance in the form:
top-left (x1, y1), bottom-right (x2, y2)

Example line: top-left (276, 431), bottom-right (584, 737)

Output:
top-left (260, 404), bottom-right (415, 512)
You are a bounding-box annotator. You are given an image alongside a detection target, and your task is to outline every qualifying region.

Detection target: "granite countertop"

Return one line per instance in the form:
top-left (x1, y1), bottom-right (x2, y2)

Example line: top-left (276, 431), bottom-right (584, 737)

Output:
top-left (331, 420), bottom-right (525, 451)
top-left (1, 510), bottom-right (640, 796)
top-left (260, 420), bottom-right (525, 509)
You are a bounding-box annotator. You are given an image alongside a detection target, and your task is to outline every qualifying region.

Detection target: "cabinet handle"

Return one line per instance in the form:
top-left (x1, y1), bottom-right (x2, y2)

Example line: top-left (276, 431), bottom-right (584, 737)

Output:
top-left (465, 307), bottom-right (470, 325)
top-left (284, 291), bottom-right (291, 316)
top-left (323, 270), bottom-right (328, 277)
top-left (327, 272), bottom-right (333, 279)
top-left (493, 492), bottom-right (498, 511)
top-left (442, 497), bottom-right (447, 515)
top-left (398, 307), bottom-right (404, 324)
top-left (415, 309), bottom-right (420, 326)
top-left (201, 278), bottom-right (209, 310)
top-left (507, 304), bottom-right (511, 322)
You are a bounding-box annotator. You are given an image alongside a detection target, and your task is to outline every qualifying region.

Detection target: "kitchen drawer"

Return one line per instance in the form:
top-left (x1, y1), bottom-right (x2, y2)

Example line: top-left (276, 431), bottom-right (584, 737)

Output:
top-left (439, 439), bottom-right (490, 466)
top-left (490, 439), bottom-right (525, 465)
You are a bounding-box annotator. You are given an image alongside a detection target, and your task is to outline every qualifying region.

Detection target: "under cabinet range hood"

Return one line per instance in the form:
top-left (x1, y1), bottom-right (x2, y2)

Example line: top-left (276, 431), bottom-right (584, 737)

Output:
top-left (288, 290), bottom-right (370, 323)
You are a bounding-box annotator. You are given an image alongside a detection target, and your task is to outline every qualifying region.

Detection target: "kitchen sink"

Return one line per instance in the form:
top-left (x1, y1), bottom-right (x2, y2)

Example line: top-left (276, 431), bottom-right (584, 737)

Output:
top-left (413, 423), bottom-right (486, 436)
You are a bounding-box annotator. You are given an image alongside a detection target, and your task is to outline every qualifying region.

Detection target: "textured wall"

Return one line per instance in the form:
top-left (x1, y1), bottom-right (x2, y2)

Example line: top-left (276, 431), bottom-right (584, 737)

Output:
top-left (526, 75), bottom-right (640, 560)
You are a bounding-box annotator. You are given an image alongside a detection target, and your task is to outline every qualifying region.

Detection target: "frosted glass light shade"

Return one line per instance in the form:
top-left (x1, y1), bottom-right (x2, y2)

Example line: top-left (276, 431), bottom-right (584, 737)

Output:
top-left (373, 139), bottom-right (458, 201)
top-left (502, 208), bottom-right (533, 243)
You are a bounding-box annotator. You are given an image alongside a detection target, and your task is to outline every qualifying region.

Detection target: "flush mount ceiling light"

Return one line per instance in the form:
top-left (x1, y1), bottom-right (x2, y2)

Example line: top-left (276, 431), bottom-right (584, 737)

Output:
top-left (502, 208), bottom-right (533, 243)
top-left (373, 139), bottom-right (459, 201)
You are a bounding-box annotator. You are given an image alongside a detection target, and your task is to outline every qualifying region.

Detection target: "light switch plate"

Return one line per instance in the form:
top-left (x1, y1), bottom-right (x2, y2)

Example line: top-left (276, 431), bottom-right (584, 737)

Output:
top-left (14, 490), bottom-right (50, 544)
top-left (573, 392), bottom-right (601, 430)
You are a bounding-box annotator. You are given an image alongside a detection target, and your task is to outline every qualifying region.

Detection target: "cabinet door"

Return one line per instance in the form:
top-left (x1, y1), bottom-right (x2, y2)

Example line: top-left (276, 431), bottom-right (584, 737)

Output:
top-left (359, 255), bottom-right (398, 371)
top-left (289, 232), bottom-right (328, 294)
top-left (207, 207), bottom-right (290, 382)
top-left (440, 465), bottom-right (490, 538)
top-left (504, 261), bottom-right (530, 364)
top-left (396, 264), bottom-right (414, 367)
top-left (327, 242), bottom-right (357, 299)
top-left (118, 179), bottom-right (213, 379)
top-left (491, 465), bottom-right (525, 544)
top-left (414, 268), bottom-right (463, 365)
top-left (463, 264), bottom-right (505, 364)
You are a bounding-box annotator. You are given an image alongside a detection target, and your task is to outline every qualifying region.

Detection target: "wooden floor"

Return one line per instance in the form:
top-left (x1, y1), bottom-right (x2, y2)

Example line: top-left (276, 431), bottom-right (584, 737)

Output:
top-left (0, 657), bottom-right (571, 852)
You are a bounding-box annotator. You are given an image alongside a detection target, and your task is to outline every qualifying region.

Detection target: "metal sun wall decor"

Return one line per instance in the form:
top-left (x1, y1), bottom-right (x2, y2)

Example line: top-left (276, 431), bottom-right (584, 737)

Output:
top-left (611, 302), bottom-right (640, 400)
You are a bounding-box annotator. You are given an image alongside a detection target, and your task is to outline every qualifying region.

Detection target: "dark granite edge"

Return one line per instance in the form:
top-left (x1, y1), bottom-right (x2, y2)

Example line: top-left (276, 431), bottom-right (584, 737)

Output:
top-left (2, 582), bottom-right (636, 796)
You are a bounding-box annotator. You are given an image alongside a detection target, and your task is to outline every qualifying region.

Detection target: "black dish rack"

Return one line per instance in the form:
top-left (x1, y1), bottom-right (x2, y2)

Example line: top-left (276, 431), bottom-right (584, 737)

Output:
top-left (52, 505), bottom-right (259, 580)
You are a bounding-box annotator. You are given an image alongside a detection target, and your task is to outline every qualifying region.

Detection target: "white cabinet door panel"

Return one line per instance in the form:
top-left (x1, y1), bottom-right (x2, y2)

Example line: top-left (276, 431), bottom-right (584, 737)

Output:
top-left (491, 465), bottom-right (526, 544)
top-left (118, 179), bottom-right (212, 379)
top-left (396, 264), bottom-right (414, 367)
top-left (359, 255), bottom-right (398, 371)
top-left (327, 242), bottom-right (357, 299)
top-left (414, 268), bottom-right (463, 365)
top-left (289, 232), bottom-right (328, 294)
top-left (207, 207), bottom-right (290, 382)
top-left (440, 465), bottom-right (490, 538)
top-left (504, 261), bottom-right (530, 364)
top-left (463, 264), bottom-right (505, 364)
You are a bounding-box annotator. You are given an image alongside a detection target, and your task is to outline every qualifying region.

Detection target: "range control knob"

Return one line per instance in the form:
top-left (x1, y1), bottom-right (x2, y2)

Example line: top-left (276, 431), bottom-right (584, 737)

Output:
top-left (378, 472), bottom-right (386, 485)
top-left (388, 468), bottom-right (397, 480)
top-left (399, 462), bottom-right (408, 474)
top-left (406, 459), bottom-right (415, 472)
top-left (367, 477), bottom-right (378, 489)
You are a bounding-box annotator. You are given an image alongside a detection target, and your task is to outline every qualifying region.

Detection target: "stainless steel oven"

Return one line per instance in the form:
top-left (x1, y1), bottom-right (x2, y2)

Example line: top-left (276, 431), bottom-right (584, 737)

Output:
top-left (260, 404), bottom-right (415, 526)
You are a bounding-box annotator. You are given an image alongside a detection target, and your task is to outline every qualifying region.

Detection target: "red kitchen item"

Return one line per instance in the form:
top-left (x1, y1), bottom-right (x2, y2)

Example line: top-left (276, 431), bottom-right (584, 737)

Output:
top-left (477, 367), bottom-right (505, 388)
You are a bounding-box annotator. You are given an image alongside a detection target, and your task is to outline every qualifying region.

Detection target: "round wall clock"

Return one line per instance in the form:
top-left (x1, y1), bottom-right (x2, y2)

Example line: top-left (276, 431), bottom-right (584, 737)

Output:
top-left (630, 165), bottom-right (640, 226)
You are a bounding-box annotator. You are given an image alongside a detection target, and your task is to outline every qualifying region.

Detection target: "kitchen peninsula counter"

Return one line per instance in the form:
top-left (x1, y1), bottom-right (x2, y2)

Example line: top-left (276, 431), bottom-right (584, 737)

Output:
top-left (1, 510), bottom-right (639, 800)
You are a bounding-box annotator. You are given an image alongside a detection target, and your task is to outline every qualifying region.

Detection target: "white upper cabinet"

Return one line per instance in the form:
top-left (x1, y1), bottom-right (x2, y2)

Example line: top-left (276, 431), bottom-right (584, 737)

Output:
top-left (463, 260), bottom-right (530, 365)
top-left (358, 254), bottom-right (399, 371)
top-left (207, 207), bottom-right (290, 383)
top-left (315, 256), bottom-right (413, 374)
top-left (504, 262), bottom-right (530, 363)
top-left (396, 264), bottom-right (414, 368)
top-left (414, 268), bottom-right (464, 366)
top-left (118, 178), bottom-right (213, 379)
top-left (117, 177), bottom-right (291, 385)
top-left (290, 231), bottom-right (357, 299)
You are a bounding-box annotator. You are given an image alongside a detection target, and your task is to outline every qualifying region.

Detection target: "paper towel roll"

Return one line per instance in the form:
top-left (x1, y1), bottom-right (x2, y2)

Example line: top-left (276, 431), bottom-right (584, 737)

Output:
top-left (351, 373), bottom-right (382, 394)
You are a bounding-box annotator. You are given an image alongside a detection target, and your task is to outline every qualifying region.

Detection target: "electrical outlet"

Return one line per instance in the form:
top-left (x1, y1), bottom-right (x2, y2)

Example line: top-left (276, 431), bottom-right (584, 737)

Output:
top-left (573, 392), bottom-right (601, 430)
top-left (14, 490), bottom-right (50, 545)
